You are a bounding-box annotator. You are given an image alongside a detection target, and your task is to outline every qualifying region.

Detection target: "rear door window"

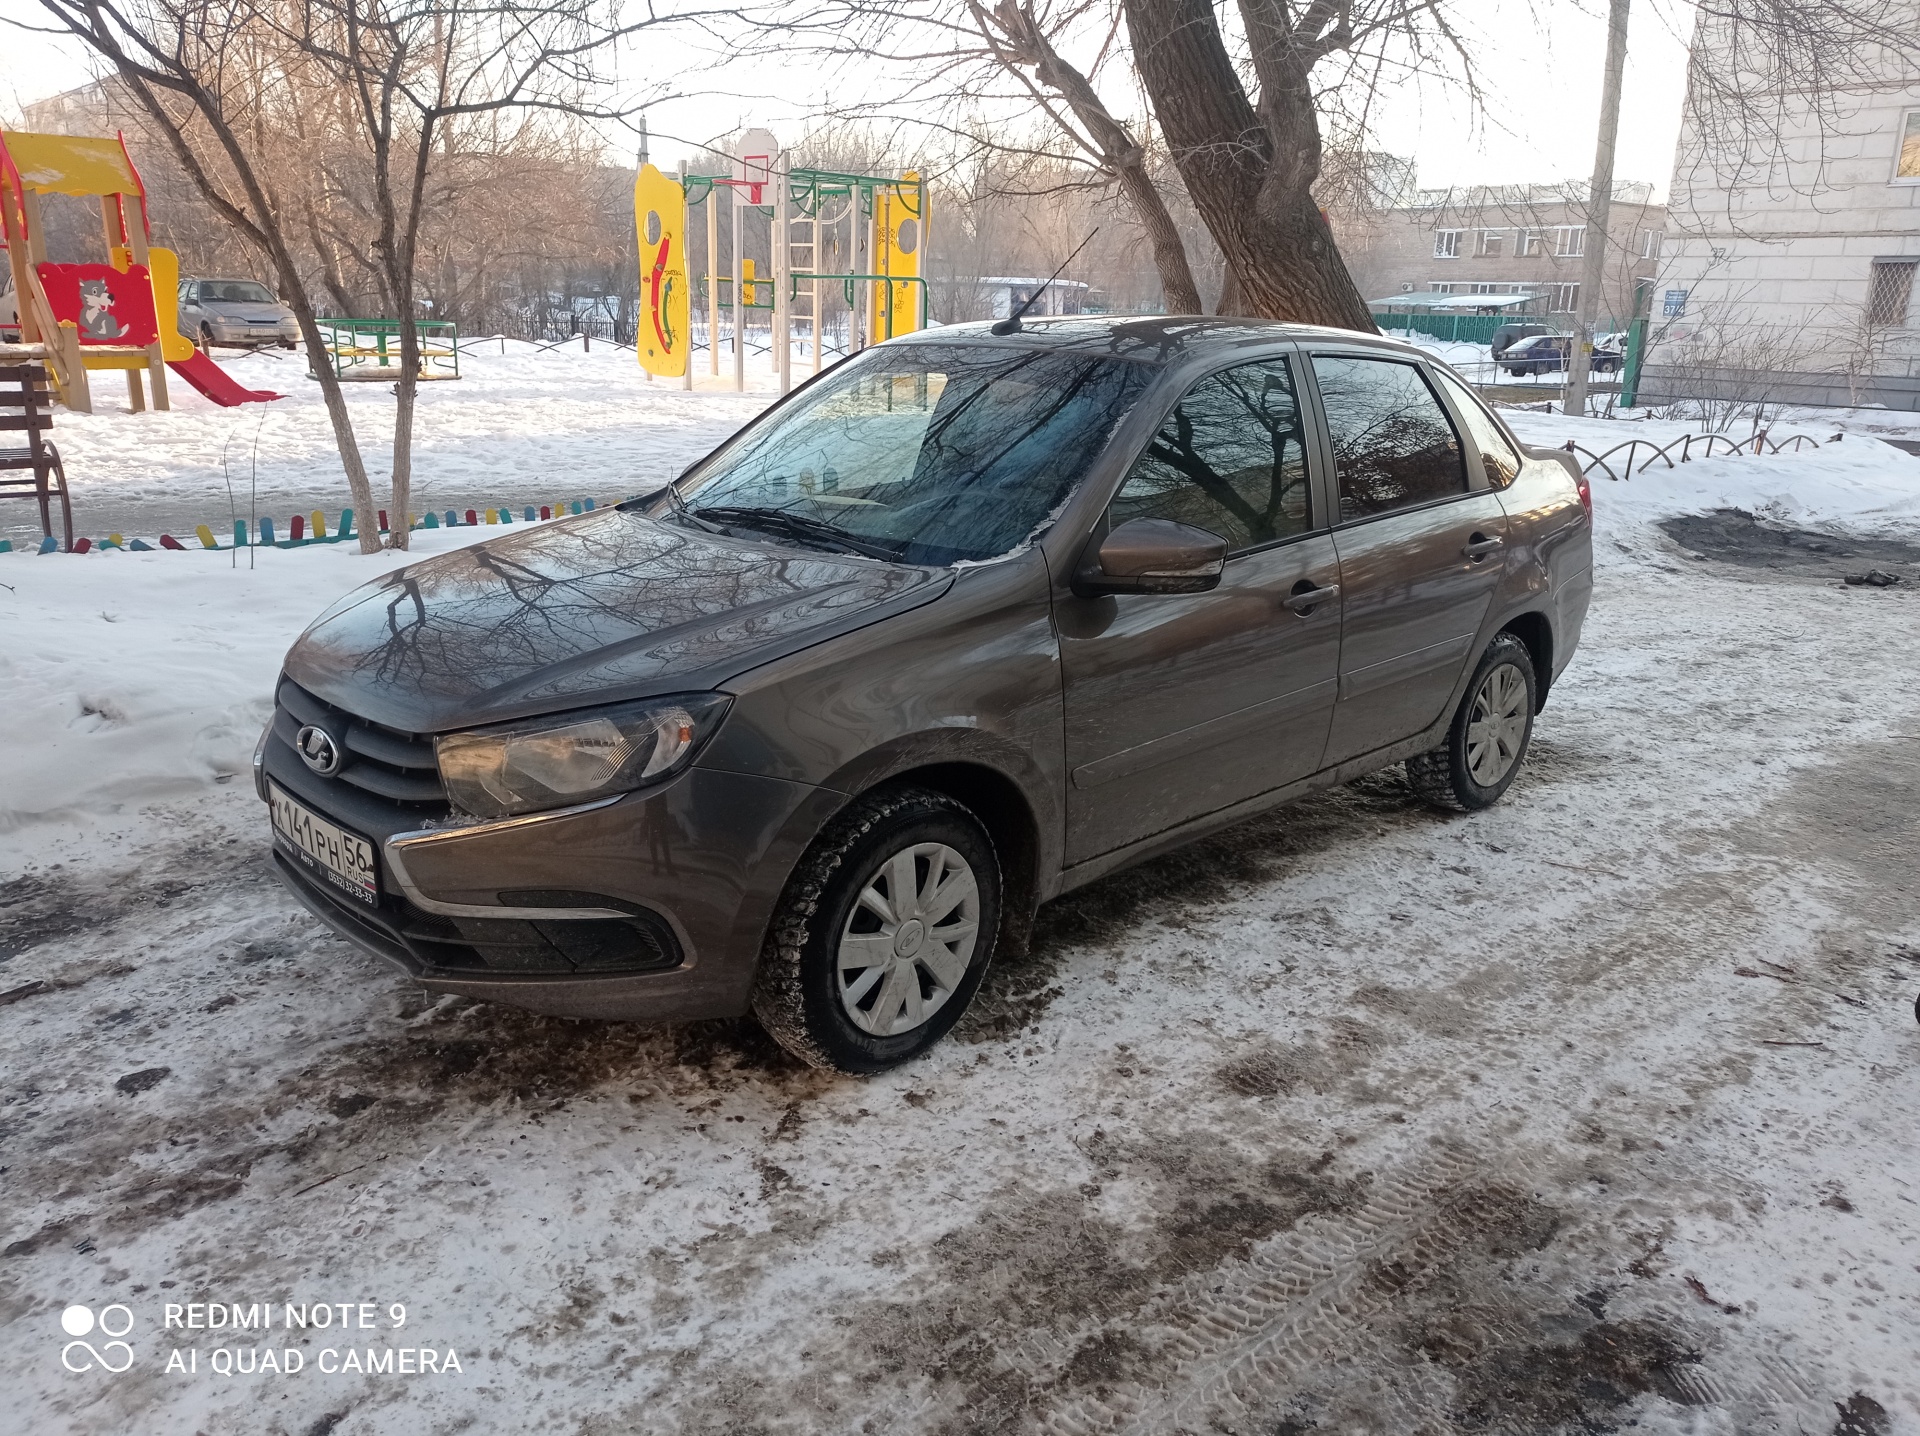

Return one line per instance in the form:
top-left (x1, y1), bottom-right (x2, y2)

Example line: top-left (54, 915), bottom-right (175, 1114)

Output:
top-left (1110, 357), bottom-right (1312, 553)
top-left (1434, 369), bottom-right (1522, 488)
top-left (1310, 355), bottom-right (1468, 522)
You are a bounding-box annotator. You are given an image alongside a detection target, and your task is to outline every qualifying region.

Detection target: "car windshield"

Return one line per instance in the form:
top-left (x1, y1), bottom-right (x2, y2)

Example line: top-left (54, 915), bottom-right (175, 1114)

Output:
top-left (205, 281), bottom-right (277, 304)
top-left (673, 342), bottom-right (1156, 566)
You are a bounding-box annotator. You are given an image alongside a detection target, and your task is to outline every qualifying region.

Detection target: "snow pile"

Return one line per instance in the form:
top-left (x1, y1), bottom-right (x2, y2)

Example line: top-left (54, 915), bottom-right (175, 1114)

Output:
top-left (1502, 408), bottom-right (1920, 536)
top-left (0, 529), bottom-right (489, 831)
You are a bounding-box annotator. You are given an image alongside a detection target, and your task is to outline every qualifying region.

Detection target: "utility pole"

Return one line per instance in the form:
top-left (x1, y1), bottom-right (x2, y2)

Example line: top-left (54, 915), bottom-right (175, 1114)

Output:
top-left (1564, 0), bottom-right (1630, 418)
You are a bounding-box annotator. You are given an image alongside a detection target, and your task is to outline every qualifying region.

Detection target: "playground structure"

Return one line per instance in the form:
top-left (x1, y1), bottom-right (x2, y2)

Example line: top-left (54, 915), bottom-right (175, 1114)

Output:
top-left (633, 131), bottom-right (927, 392)
top-left (314, 317), bottom-right (461, 381)
top-left (0, 129), bottom-right (280, 413)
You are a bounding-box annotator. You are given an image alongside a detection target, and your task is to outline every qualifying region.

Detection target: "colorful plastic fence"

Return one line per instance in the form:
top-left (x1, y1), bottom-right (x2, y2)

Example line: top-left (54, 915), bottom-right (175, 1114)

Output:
top-left (7, 497), bottom-right (607, 554)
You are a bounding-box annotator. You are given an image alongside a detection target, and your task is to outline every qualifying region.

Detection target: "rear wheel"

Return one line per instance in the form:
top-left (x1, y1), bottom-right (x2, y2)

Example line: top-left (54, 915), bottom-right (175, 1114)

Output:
top-left (1407, 633), bottom-right (1537, 812)
top-left (752, 786), bottom-right (999, 1073)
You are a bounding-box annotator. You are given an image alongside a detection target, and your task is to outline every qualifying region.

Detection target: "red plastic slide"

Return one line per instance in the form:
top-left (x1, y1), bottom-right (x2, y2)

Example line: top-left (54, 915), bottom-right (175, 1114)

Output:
top-left (167, 348), bottom-right (284, 406)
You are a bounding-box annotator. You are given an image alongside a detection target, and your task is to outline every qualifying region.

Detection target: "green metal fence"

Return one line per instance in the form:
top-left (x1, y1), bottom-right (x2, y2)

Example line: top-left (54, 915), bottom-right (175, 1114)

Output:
top-left (1371, 313), bottom-right (1557, 345)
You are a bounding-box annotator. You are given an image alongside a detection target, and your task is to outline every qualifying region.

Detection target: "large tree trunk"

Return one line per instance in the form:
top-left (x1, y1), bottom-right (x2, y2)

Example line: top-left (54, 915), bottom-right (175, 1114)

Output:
top-left (1122, 0), bottom-right (1374, 332)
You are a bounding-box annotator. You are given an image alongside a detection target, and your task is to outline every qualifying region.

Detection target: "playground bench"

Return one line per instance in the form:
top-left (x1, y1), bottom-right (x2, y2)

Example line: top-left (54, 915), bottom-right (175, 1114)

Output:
top-left (0, 358), bottom-right (73, 551)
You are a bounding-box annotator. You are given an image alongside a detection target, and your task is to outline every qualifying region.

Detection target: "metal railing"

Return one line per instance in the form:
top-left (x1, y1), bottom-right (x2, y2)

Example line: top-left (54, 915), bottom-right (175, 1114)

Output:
top-left (1551, 429), bottom-right (1837, 482)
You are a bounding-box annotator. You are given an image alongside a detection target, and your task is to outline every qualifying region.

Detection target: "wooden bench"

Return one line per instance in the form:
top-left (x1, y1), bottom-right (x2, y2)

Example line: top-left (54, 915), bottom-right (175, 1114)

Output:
top-left (0, 360), bottom-right (73, 551)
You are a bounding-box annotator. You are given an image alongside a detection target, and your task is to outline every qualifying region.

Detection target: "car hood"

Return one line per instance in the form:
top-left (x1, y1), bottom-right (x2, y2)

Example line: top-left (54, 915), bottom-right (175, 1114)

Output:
top-left (284, 509), bottom-right (952, 732)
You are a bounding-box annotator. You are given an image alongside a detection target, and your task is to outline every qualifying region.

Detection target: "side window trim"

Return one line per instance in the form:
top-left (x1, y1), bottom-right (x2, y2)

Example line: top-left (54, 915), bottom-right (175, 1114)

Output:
top-left (1297, 349), bottom-right (1479, 531)
top-left (1104, 344), bottom-right (1331, 557)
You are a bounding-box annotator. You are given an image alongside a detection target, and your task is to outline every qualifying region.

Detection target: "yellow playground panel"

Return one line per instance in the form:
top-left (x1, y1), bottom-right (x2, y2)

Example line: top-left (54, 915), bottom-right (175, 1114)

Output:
top-left (634, 164), bottom-right (690, 378)
top-left (868, 171), bottom-right (924, 348)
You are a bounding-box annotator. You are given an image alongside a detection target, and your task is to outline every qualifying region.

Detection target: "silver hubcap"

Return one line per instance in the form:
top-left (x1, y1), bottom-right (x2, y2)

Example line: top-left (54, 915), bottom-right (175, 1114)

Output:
top-left (837, 842), bottom-right (980, 1037)
top-left (1465, 662), bottom-right (1530, 786)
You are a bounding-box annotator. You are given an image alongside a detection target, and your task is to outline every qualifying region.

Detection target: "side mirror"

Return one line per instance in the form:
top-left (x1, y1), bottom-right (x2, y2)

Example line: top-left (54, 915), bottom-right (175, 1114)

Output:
top-left (1074, 518), bottom-right (1228, 597)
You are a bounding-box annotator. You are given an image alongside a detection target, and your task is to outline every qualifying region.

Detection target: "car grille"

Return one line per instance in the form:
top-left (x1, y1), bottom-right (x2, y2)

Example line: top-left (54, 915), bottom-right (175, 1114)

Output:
top-left (273, 678), bottom-right (449, 814)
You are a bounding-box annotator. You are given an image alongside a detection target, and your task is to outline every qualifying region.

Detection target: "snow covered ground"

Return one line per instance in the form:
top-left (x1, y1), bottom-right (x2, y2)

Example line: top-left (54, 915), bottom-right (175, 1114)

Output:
top-left (4, 356), bottom-right (1920, 1435)
top-left (2, 340), bottom-right (773, 552)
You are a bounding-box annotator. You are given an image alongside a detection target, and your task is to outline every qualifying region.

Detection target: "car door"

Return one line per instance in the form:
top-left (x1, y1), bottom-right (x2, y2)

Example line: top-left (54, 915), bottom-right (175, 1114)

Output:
top-left (1305, 351), bottom-right (1510, 768)
top-left (1057, 353), bottom-right (1342, 864)
top-left (179, 283), bottom-right (205, 334)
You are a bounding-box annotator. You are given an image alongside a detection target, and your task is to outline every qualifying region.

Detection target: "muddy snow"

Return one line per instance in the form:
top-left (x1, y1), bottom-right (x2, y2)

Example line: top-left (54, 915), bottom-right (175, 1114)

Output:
top-left (3, 358), bottom-right (1919, 1435)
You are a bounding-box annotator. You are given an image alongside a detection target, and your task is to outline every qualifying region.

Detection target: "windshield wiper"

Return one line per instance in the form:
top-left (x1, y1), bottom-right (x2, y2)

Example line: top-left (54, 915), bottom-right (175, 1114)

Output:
top-left (691, 505), bottom-right (905, 561)
top-left (626, 480), bottom-right (728, 534)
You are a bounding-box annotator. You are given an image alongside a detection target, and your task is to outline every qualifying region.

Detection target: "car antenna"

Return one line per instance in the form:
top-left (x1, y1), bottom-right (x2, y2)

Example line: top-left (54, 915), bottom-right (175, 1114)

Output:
top-left (991, 229), bottom-right (1099, 336)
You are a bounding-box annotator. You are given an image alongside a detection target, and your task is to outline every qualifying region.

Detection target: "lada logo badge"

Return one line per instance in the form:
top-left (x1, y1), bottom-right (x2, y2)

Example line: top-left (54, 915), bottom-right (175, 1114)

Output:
top-left (295, 725), bottom-right (344, 776)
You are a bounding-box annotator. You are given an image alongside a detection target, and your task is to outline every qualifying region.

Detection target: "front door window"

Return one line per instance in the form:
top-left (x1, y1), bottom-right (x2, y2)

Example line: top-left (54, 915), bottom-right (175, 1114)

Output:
top-left (1111, 358), bottom-right (1309, 550)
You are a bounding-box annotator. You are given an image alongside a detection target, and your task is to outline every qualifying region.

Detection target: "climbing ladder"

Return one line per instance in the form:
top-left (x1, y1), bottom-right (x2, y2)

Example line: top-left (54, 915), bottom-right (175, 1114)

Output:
top-left (789, 205), bottom-right (822, 375)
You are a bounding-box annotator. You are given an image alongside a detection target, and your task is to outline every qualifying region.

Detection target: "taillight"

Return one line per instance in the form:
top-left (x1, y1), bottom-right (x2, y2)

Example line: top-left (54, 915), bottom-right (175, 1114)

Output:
top-left (1575, 474), bottom-right (1592, 516)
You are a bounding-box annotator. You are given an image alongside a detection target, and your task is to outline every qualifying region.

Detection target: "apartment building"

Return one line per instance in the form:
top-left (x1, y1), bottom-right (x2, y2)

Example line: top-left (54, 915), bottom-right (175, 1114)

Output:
top-left (1334, 180), bottom-right (1667, 324)
top-left (1642, 38), bottom-right (1920, 409)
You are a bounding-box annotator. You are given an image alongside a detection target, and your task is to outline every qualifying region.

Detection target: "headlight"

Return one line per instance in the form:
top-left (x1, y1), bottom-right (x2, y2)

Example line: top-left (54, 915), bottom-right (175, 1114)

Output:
top-left (435, 693), bottom-right (730, 819)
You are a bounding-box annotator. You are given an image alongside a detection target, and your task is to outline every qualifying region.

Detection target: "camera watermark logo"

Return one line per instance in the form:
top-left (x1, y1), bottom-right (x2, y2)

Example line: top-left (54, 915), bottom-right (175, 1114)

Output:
top-left (60, 1303), bottom-right (134, 1373)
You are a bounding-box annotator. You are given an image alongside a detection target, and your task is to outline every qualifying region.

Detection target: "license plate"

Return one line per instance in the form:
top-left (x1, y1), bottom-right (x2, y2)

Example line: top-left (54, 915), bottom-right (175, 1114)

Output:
top-left (269, 783), bottom-right (379, 905)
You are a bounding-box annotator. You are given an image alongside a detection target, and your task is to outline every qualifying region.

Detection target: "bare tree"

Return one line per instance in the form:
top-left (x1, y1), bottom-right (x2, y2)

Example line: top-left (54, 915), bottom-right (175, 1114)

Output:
top-left (38, 0), bottom-right (389, 550)
top-left (37, 0), bottom-right (714, 548)
top-left (962, 0), bottom-right (1202, 312)
top-left (258, 0), bottom-right (692, 546)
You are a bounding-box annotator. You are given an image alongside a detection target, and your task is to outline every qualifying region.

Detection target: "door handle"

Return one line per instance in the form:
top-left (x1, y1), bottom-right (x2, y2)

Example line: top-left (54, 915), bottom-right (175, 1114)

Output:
top-left (1463, 533), bottom-right (1505, 560)
top-left (1283, 582), bottom-right (1340, 614)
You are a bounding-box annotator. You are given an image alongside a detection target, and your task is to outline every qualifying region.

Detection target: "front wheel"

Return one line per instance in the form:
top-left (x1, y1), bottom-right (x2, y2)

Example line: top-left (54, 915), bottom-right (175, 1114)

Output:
top-left (752, 786), bottom-right (999, 1073)
top-left (1407, 633), bottom-right (1537, 812)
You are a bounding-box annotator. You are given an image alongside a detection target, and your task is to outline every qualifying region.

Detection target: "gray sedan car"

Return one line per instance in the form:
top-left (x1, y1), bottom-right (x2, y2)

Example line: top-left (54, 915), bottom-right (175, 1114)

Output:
top-left (260, 317), bottom-right (1593, 1072)
top-left (178, 277), bottom-right (299, 349)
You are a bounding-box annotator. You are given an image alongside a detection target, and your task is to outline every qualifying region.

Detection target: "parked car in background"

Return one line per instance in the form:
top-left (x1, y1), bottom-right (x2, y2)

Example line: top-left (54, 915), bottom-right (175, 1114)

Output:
top-left (1501, 334), bottom-right (1571, 376)
top-left (178, 278), bottom-right (299, 350)
top-left (261, 317), bottom-right (1593, 1073)
top-left (1502, 334), bottom-right (1625, 379)
top-left (1490, 322), bottom-right (1551, 359)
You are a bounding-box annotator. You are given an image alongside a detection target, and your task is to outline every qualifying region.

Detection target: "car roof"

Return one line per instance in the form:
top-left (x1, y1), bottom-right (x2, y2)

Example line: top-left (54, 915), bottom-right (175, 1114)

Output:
top-left (896, 315), bottom-right (1430, 366)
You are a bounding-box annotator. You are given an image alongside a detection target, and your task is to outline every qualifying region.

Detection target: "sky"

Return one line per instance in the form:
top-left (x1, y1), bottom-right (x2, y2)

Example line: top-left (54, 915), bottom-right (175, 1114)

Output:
top-left (0, 0), bottom-right (1697, 199)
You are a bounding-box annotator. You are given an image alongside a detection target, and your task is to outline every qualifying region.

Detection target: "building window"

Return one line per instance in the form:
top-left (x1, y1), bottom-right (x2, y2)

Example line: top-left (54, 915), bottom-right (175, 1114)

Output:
top-left (1895, 110), bottom-right (1920, 183)
top-left (1470, 283), bottom-right (1501, 294)
top-left (1641, 229), bottom-right (1664, 259)
top-left (1547, 283), bottom-right (1580, 313)
top-left (1867, 260), bottom-right (1917, 327)
top-left (1433, 229), bottom-right (1462, 259)
top-left (1518, 229), bottom-right (1545, 257)
top-left (1428, 283), bottom-right (1457, 294)
top-left (1476, 229), bottom-right (1505, 257)
top-left (1552, 225), bottom-right (1586, 258)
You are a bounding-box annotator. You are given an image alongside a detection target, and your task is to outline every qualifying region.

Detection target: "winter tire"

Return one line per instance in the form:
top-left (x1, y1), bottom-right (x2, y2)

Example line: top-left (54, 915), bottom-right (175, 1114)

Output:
top-left (1407, 633), bottom-right (1537, 812)
top-left (751, 786), bottom-right (999, 1073)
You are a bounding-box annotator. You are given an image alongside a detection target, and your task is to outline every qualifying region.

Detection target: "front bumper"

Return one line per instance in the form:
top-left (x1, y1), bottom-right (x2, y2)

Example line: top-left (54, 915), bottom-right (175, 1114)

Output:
top-left (211, 322), bottom-right (296, 346)
top-left (263, 734), bottom-right (841, 1021)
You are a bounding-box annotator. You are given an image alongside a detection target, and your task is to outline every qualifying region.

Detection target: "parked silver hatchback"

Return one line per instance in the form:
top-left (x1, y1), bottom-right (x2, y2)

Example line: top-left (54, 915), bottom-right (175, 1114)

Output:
top-left (262, 317), bottom-right (1593, 1072)
top-left (178, 277), bottom-right (299, 349)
